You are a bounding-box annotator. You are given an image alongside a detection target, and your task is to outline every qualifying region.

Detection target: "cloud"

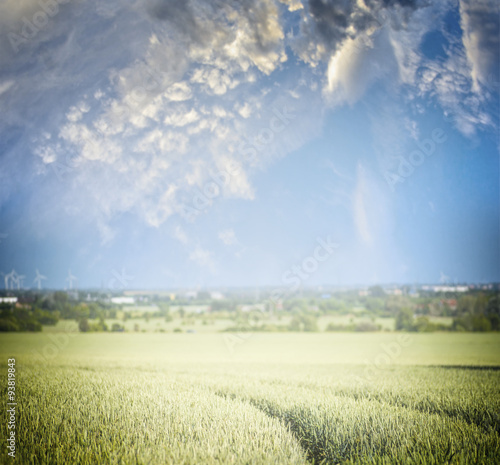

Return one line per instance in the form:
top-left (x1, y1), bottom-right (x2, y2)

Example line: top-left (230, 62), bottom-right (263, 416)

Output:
top-left (278, 0), bottom-right (303, 11)
top-left (0, 0), bottom-right (496, 246)
top-left (147, 0), bottom-right (287, 75)
top-left (189, 245), bottom-right (215, 270)
top-left (218, 229), bottom-right (238, 246)
top-left (352, 163), bottom-right (392, 248)
top-left (459, 0), bottom-right (500, 91)
top-left (291, 0), bottom-right (424, 66)
top-left (1, 0), bottom-right (304, 239)
top-left (326, 29), bottom-right (397, 104)
top-left (173, 225), bottom-right (189, 244)
top-left (353, 164), bottom-right (373, 245)
top-left (0, 80), bottom-right (14, 96)
top-left (164, 108), bottom-right (200, 127)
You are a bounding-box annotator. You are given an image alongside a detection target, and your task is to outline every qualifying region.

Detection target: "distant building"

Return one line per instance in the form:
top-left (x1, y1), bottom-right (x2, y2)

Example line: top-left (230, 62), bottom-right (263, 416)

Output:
top-left (240, 304), bottom-right (266, 313)
top-left (421, 285), bottom-right (468, 293)
top-left (0, 297), bottom-right (17, 304)
top-left (441, 299), bottom-right (457, 309)
top-left (210, 291), bottom-right (224, 300)
top-left (385, 289), bottom-right (402, 296)
top-left (111, 297), bottom-right (135, 305)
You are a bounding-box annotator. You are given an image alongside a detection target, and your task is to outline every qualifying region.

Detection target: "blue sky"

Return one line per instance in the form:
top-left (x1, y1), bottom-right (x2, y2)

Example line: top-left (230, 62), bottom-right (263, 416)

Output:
top-left (0, 0), bottom-right (498, 290)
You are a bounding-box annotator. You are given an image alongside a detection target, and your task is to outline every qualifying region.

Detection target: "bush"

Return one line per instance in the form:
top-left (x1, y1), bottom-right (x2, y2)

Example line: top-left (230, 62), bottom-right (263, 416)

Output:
top-left (22, 320), bottom-right (42, 332)
top-left (453, 315), bottom-right (492, 332)
top-left (395, 308), bottom-right (414, 331)
top-left (33, 308), bottom-right (59, 325)
top-left (288, 315), bottom-right (318, 332)
top-left (91, 320), bottom-right (108, 332)
top-left (0, 319), bottom-right (20, 332)
top-left (326, 323), bottom-right (352, 332)
top-left (354, 322), bottom-right (380, 332)
top-left (79, 318), bottom-right (90, 332)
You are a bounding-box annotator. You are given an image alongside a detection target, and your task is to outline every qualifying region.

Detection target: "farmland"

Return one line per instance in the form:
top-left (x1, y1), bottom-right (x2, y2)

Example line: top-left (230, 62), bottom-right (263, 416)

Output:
top-left (39, 312), bottom-right (454, 335)
top-left (1, 333), bottom-right (499, 464)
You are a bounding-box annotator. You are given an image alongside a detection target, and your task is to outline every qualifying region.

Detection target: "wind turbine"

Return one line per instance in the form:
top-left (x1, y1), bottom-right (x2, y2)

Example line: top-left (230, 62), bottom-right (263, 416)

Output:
top-left (15, 273), bottom-right (25, 290)
top-left (439, 271), bottom-right (450, 284)
top-left (3, 270), bottom-right (19, 290)
top-left (33, 269), bottom-right (47, 290)
top-left (66, 270), bottom-right (78, 290)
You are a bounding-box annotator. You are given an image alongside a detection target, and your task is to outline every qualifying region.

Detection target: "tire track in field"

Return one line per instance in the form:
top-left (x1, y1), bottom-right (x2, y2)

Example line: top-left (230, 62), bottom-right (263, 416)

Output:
top-left (251, 377), bottom-right (500, 437)
top-left (214, 391), bottom-right (329, 465)
top-left (214, 389), bottom-right (500, 465)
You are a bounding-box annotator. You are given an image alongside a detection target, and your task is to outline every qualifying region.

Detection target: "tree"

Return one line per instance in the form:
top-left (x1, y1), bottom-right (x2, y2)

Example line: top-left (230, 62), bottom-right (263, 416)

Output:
top-left (395, 308), bottom-right (414, 331)
top-left (456, 295), bottom-right (475, 316)
top-left (111, 323), bottom-right (124, 332)
top-left (197, 291), bottom-right (210, 301)
top-left (302, 315), bottom-right (319, 332)
top-left (368, 286), bottom-right (385, 297)
top-left (486, 295), bottom-right (500, 331)
top-left (79, 318), bottom-right (90, 332)
top-left (94, 317), bottom-right (108, 332)
top-left (471, 316), bottom-right (491, 332)
top-left (0, 320), bottom-right (19, 332)
top-left (288, 315), bottom-right (318, 332)
top-left (33, 308), bottom-right (59, 325)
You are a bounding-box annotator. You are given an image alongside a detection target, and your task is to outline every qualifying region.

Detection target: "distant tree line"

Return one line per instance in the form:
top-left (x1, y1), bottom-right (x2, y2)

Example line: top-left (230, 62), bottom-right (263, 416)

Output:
top-left (0, 303), bottom-right (56, 332)
top-left (395, 294), bottom-right (499, 332)
top-left (0, 292), bottom-right (117, 332)
top-left (1, 289), bottom-right (498, 333)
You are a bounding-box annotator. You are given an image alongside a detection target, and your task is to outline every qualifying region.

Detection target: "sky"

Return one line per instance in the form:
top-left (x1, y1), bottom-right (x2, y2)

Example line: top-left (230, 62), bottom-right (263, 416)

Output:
top-left (0, 0), bottom-right (498, 291)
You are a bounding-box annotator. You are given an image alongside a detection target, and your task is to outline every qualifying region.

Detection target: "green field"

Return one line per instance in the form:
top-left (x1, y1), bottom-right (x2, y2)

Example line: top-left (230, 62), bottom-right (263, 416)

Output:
top-left (40, 313), bottom-right (454, 334)
top-left (1, 333), bottom-right (499, 464)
